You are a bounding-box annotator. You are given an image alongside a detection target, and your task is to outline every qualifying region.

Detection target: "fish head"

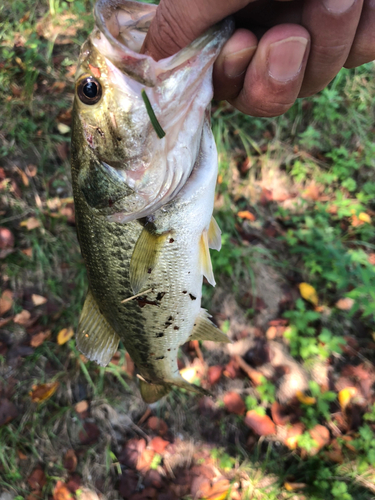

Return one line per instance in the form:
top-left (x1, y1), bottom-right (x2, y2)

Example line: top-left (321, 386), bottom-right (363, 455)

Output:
top-left (72, 0), bottom-right (233, 221)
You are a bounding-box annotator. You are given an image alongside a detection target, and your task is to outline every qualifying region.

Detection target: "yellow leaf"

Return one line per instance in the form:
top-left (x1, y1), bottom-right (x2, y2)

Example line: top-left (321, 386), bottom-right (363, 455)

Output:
top-left (180, 366), bottom-right (198, 383)
top-left (296, 390), bottom-right (316, 405)
top-left (299, 282), bottom-right (319, 306)
top-left (338, 387), bottom-right (357, 411)
top-left (57, 123), bottom-right (71, 135)
top-left (284, 482), bottom-right (306, 491)
top-left (20, 217), bottom-right (40, 231)
top-left (30, 382), bottom-right (59, 403)
top-left (358, 212), bottom-right (371, 224)
top-left (237, 210), bottom-right (256, 221)
top-left (57, 327), bottom-right (74, 345)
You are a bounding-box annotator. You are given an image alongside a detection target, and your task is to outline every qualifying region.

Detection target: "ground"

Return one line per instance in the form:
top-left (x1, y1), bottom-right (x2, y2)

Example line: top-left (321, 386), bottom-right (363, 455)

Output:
top-left (1, 1), bottom-right (375, 499)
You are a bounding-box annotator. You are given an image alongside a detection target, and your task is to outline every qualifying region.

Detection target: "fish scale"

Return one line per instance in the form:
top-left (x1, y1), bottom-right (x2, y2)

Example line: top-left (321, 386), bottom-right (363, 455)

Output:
top-left (71, 0), bottom-right (234, 402)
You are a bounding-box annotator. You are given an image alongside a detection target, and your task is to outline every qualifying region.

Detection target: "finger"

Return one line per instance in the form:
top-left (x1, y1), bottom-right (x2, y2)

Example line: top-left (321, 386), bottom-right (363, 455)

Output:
top-left (230, 24), bottom-right (310, 116)
top-left (345, 0), bottom-right (375, 67)
top-left (141, 0), bottom-right (294, 61)
top-left (213, 29), bottom-right (258, 101)
top-left (299, 0), bottom-right (364, 97)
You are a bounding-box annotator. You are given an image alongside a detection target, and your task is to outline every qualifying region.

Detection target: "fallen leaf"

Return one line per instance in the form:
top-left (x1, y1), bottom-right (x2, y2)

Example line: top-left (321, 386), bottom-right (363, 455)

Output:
top-left (57, 327), bottom-right (74, 345)
top-left (358, 212), bottom-right (371, 224)
top-left (28, 467), bottom-right (46, 490)
top-left (144, 469), bottom-right (163, 489)
top-left (244, 410), bottom-right (276, 435)
top-left (296, 390), bottom-right (316, 406)
top-left (75, 400), bottom-right (89, 414)
top-left (335, 298), bottom-right (355, 311)
top-left (0, 398), bottom-right (18, 426)
top-left (30, 382), bottom-right (59, 403)
top-left (63, 449), bottom-right (77, 472)
top-left (30, 330), bottom-right (51, 347)
top-left (20, 217), bottom-right (40, 231)
top-left (368, 253), bottom-right (375, 265)
top-left (338, 387), bottom-right (357, 411)
top-left (299, 282), bottom-right (319, 306)
top-left (25, 164), bottom-right (38, 177)
top-left (207, 365), bottom-right (223, 386)
top-left (271, 401), bottom-right (291, 426)
top-left (308, 424), bottom-right (330, 455)
top-left (17, 449), bottom-right (28, 459)
top-left (0, 290), bottom-right (13, 315)
top-left (118, 438), bottom-right (146, 468)
top-left (136, 448), bottom-right (155, 472)
top-left (31, 294), bottom-right (47, 306)
top-left (180, 366), bottom-right (199, 383)
top-left (150, 436), bottom-right (169, 454)
top-left (266, 326), bottom-right (277, 340)
top-left (302, 183), bottom-right (320, 201)
top-left (223, 392), bottom-right (245, 415)
top-left (53, 480), bottom-right (73, 500)
top-left (57, 123), bottom-right (71, 135)
top-left (147, 416), bottom-right (168, 436)
top-left (205, 479), bottom-right (231, 500)
top-left (79, 421), bottom-right (100, 445)
top-left (284, 482), bottom-right (306, 491)
top-left (237, 210), bottom-right (256, 221)
top-left (0, 227), bottom-right (14, 249)
top-left (14, 309), bottom-right (31, 326)
top-left (22, 248), bottom-right (33, 258)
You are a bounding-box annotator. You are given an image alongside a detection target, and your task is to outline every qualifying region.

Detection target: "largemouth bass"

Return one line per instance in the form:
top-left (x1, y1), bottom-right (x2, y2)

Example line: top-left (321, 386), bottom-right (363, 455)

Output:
top-left (71, 0), bottom-right (233, 403)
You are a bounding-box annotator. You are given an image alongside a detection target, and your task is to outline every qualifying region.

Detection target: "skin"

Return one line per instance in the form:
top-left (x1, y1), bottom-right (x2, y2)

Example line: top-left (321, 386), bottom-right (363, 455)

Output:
top-left (141, 0), bottom-right (375, 117)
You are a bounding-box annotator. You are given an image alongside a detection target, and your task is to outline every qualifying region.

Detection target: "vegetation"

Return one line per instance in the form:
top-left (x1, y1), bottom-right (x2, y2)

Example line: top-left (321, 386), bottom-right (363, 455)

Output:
top-left (0, 0), bottom-right (375, 499)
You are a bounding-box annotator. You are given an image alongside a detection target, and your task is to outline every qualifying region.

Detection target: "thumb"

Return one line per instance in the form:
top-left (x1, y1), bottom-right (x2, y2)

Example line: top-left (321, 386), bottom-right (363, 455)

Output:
top-left (141, 0), bottom-right (251, 60)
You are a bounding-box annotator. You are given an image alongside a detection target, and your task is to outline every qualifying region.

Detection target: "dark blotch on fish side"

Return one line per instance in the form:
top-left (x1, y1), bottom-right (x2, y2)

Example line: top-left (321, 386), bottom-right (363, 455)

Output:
top-left (147, 268), bottom-right (152, 274)
top-left (136, 297), bottom-right (158, 308)
top-left (174, 326), bottom-right (179, 330)
top-left (96, 127), bottom-right (104, 137)
top-left (156, 292), bottom-right (165, 301)
top-left (169, 238), bottom-right (174, 243)
top-left (155, 356), bottom-right (165, 360)
top-left (182, 291), bottom-right (187, 294)
top-left (156, 332), bottom-right (164, 338)
top-left (189, 294), bottom-right (197, 301)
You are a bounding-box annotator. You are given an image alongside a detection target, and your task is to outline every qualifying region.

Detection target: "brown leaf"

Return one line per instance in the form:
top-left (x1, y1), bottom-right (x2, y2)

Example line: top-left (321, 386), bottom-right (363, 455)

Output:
top-left (30, 382), bottom-right (59, 403)
top-left (30, 330), bottom-right (51, 347)
top-left (28, 467), bottom-right (46, 490)
top-left (118, 438), bottom-right (146, 468)
top-left (31, 294), bottom-right (47, 306)
top-left (147, 416), bottom-right (168, 436)
top-left (0, 290), bottom-right (13, 316)
top-left (244, 410), bottom-right (276, 435)
top-left (271, 401), bottom-right (291, 426)
top-left (190, 476), bottom-right (212, 499)
top-left (302, 183), bottom-right (321, 201)
top-left (223, 392), bottom-right (245, 415)
top-left (75, 400), bottom-right (89, 415)
top-left (207, 365), bottom-right (223, 386)
top-left (25, 164), bottom-right (38, 177)
top-left (14, 309), bottom-right (31, 326)
top-left (78, 421), bottom-right (100, 445)
top-left (17, 449), bottom-right (27, 459)
top-left (53, 480), bottom-right (73, 500)
top-left (150, 436), bottom-right (169, 454)
top-left (57, 327), bottom-right (74, 345)
top-left (22, 248), bottom-right (33, 258)
top-left (205, 479), bottom-right (231, 500)
top-left (144, 469), bottom-right (163, 489)
top-left (308, 424), bottom-right (330, 455)
top-left (368, 253), bottom-right (375, 265)
top-left (20, 217), bottom-right (40, 231)
top-left (0, 227), bottom-right (14, 249)
top-left (0, 398), bottom-right (18, 426)
top-left (63, 449), bottom-right (77, 472)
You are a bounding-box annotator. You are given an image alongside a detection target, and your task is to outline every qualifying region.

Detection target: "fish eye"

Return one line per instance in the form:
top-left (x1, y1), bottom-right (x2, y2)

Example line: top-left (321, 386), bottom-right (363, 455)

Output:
top-left (77, 76), bottom-right (102, 105)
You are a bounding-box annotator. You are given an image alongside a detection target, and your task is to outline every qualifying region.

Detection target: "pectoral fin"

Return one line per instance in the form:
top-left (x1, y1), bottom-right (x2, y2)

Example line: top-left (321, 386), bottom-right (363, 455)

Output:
top-left (130, 226), bottom-right (167, 294)
top-left (188, 309), bottom-right (231, 343)
top-left (76, 290), bottom-right (120, 366)
top-left (208, 216), bottom-right (221, 251)
top-left (199, 230), bottom-right (215, 286)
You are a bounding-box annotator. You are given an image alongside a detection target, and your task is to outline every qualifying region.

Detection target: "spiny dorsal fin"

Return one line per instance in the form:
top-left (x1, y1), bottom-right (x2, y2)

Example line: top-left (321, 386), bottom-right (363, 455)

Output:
top-left (188, 309), bottom-right (231, 343)
top-left (208, 216), bottom-right (221, 251)
top-left (199, 230), bottom-right (215, 286)
top-left (129, 226), bottom-right (167, 294)
top-left (139, 378), bottom-right (171, 403)
top-left (76, 289), bottom-right (120, 366)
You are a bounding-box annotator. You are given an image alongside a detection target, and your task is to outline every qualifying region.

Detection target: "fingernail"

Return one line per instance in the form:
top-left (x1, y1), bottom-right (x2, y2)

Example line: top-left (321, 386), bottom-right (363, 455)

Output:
top-left (223, 46), bottom-right (257, 78)
top-left (268, 37), bottom-right (308, 83)
top-left (323, 0), bottom-right (355, 14)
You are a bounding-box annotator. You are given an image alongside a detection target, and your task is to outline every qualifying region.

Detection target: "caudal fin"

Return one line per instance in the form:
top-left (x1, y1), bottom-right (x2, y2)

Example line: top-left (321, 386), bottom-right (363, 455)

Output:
top-left (139, 376), bottom-right (211, 404)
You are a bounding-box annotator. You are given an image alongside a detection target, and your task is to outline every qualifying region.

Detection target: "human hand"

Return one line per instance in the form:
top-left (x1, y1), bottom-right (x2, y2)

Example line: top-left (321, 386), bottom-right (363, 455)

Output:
top-left (141, 0), bottom-right (375, 116)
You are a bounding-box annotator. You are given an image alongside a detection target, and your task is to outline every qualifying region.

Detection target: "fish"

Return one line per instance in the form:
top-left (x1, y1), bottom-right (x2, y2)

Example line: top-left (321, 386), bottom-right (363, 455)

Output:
top-left (71, 0), bottom-right (233, 403)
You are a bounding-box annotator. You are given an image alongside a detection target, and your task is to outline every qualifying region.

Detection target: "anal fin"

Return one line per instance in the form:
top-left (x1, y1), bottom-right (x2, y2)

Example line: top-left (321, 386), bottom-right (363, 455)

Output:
top-left (208, 216), bottom-right (221, 251)
top-left (199, 230), bottom-right (215, 286)
top-left (130, 226), bottom-right (167, 294)
top-left (188, 309), bottom-right (231, 343)
top-left (76, 289), bottom-right (120, 366)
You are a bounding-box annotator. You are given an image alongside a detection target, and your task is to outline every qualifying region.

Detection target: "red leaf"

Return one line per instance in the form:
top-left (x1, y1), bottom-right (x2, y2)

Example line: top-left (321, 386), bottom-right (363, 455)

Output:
top-left (271, 401), bottom-right (291, 426)
top-left (28, 467), bottom-right (46, 490)
top-left (150, 436), bottom-right (169, 454)
top-left (223, 392), bottom-right (245, 415)
top-left (53, 480), bottom-right (73, 500)
top-left (244, 410), bottom-right (276, 435)
top-left (207, 365), bottom-right (223, 386)
top-left (308, 424), bottom-right (330, 455)
top-left (147, 416), bottom-right (168, 436)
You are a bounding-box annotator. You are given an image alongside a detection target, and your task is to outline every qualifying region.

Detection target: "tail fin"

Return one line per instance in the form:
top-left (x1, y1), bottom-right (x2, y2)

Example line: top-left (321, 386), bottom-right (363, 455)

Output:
top-left (139, 376), bottom-right (210, 404)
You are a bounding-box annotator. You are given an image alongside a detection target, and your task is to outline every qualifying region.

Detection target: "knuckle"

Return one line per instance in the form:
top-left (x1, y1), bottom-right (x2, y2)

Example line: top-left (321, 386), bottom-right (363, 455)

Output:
top-left (233, 97), bottom-right (294, 117)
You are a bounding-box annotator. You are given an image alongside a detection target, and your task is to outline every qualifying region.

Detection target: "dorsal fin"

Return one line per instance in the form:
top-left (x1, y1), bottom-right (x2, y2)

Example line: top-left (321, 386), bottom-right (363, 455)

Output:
top-left (188, 309), bottom-right (231, 343)
top-left (199, 230), bottom-right (215, 286)
top-left (129, 226), bottom-right (167, 294)
top-left (208, 216), bottom-right (221, 251)
top-left (76, 289), bottom-right (120, 366)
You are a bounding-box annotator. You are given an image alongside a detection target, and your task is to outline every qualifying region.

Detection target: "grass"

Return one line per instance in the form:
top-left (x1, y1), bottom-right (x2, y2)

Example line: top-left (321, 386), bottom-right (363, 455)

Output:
top-left (1, 0), bottom-right (375, 499)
